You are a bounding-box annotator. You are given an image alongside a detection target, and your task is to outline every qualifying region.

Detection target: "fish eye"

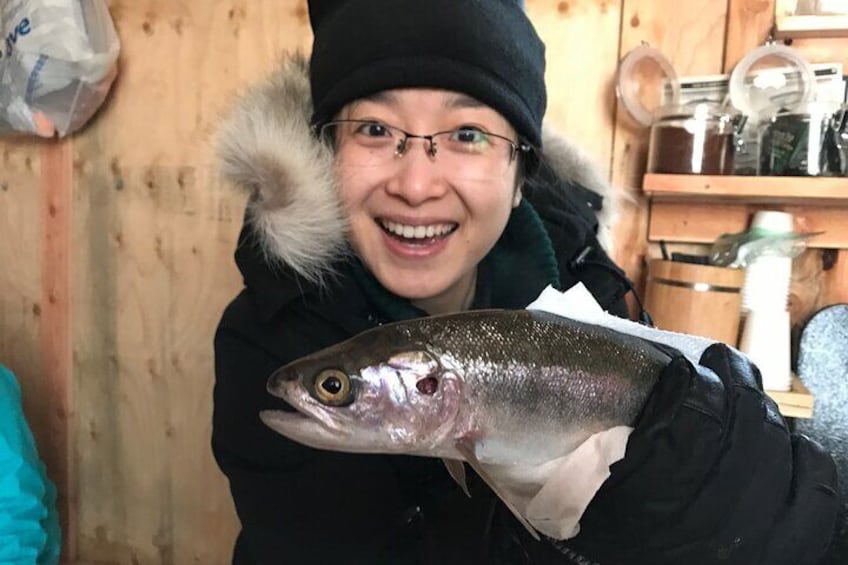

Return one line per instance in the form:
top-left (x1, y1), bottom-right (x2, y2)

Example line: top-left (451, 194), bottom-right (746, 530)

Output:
top-left (313, 369), bottom-right (353, 406)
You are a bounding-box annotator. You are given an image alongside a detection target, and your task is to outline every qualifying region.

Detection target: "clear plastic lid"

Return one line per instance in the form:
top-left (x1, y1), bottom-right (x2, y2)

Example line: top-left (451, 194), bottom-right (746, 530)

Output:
top-left (652, 101), bottom-right (741, 124)
top-left (616, 45), bottom-right (679, 127)
top-left (771, 100), bottom-right (838, 120)
top-left (728, 43), bottom-right (815, 120)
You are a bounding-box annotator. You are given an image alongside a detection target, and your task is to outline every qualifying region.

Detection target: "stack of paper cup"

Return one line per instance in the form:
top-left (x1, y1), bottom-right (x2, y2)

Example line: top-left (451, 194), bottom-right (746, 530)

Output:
top-left (738, 211), bottom-right (794, 391)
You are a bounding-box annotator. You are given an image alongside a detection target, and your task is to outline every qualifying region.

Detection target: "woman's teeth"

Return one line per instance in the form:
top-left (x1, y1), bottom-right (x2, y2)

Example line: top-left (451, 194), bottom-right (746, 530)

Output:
top-left (380, 220), bottom-right (456, 240)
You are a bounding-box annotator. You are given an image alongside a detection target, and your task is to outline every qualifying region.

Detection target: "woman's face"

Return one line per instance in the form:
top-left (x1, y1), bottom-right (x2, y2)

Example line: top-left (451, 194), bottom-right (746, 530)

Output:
top-left (333, 88), bottom-right (522, 314)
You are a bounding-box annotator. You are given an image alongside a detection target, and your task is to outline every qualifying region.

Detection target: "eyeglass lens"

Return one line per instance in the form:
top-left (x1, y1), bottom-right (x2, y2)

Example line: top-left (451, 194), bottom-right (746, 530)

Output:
top-left (321, 121), bottom-right (521, 179)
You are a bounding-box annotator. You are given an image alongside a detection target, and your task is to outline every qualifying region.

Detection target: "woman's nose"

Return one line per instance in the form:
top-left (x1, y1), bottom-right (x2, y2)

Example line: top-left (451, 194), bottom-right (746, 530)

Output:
top-left (384, 141), bottom-right (449, 205)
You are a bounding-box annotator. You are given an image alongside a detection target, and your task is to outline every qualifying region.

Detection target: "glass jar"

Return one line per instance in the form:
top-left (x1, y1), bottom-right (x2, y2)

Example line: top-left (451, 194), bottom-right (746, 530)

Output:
top-left (759, 102), bottom-right (846, 176)
top-left (647, 103), bottom-right (742, 175)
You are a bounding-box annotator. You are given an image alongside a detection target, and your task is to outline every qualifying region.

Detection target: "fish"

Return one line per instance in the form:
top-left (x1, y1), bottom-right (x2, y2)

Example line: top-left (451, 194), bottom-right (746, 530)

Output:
top-left (260, 309), bottom-right (670, 538)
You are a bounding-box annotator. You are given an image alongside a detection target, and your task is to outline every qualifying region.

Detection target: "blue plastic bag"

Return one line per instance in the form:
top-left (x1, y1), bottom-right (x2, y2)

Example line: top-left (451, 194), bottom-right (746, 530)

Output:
top-left (0, 364), bottom-right (61, 565)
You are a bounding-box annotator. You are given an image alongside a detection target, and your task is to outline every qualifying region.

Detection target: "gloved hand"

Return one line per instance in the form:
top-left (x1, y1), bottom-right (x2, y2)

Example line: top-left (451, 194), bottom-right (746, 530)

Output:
top-left (553, 343), bottom-right (840, 565)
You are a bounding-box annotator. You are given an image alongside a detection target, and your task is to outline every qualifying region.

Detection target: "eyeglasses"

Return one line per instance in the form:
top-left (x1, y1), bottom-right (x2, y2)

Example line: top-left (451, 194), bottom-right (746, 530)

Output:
top-left (318, 119), bottom-right (531, 179)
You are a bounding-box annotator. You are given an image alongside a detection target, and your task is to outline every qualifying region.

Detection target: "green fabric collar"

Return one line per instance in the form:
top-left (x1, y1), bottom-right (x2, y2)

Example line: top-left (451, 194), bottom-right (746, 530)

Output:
top-left (350, 199), bottom-right (560, 322)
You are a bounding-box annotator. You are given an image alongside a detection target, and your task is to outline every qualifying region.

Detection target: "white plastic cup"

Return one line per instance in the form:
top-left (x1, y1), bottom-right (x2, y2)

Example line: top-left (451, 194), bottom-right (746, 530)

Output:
top-left (741, 210), bottom-right (795, 314)
top-left (741, 255), bottom-right (792, 312)
top-left (750, 210), bottom-right (794, 234)
top-left (739, 308), bottom-right (792, 391)
top-left (737, 210), bottom-right (794, 391)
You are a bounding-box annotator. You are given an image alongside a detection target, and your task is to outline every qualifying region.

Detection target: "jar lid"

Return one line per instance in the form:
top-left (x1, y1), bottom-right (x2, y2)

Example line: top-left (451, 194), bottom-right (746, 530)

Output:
top-left (652, 101), bottom-right (741, 121)
top-left (616, 45), bottom-right (679, 127)
top-left (773, 99), bottom-right (841, 118)
top-left (728, 43), bottom-right (815, 119)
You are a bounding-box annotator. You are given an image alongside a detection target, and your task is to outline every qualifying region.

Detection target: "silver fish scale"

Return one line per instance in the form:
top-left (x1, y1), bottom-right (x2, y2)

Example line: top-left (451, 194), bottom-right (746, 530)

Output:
top-left (391, 310), bottom-right (666, 446)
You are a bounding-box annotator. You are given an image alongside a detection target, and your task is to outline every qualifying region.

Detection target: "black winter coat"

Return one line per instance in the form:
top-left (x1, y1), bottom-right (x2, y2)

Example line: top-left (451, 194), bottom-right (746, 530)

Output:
top-left (212, 181), bottom-right (631, 564)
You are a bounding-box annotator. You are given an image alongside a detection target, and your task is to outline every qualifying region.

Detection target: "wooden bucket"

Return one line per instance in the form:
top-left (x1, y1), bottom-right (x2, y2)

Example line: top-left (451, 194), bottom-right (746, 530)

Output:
top-left (644, 259), bottom-right (746, 345)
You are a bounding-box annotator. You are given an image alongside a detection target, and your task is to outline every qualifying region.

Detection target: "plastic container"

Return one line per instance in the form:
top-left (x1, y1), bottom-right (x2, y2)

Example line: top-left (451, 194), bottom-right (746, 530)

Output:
top-left (615, 44), bottom-right (679, 128)
top-left (616, 47), bottom-right (744, 175)
top-left (647, 103), bottom-right (742, 174)
top-left (759, 101), bottom-right (843, 176)
top-left (727, 42), bottom-right (816, 176)
top-left (728, 42), bottom-right (815, 120)
top-left (823, 104), bottom-right (848, 176)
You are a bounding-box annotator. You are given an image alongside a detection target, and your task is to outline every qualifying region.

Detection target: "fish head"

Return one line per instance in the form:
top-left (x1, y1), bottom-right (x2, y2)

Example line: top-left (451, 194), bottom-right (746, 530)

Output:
top-left (261, 331), bottom-right (464, 456)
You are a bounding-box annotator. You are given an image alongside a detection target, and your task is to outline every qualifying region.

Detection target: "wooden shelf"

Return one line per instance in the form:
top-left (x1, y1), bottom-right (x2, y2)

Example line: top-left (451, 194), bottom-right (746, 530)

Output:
top-left (643, 174), bottom-right (848, 248)
top-left (767, 374), bottom-right (814, 419)
top-left (775, 14), bottom-right (848, 38)
top-left (643, 174), bottom-right (848, 205)
top-left (774, 0), bottom-right (848, 39)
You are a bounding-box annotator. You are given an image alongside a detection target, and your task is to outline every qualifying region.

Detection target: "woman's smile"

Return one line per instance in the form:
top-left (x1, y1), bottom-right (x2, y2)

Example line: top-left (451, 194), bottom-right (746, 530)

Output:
top-left (376, 217), bottom-right (459, 256)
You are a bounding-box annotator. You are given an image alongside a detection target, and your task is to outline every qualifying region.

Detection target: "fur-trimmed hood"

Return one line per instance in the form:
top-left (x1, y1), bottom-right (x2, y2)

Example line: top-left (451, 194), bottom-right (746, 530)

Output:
top-left (216, 53), bottom-right (617, 284)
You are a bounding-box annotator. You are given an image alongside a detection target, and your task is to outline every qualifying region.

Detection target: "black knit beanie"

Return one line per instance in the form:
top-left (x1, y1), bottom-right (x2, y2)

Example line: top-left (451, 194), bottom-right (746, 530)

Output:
top-left (307, 0), bottom-right (547, 148)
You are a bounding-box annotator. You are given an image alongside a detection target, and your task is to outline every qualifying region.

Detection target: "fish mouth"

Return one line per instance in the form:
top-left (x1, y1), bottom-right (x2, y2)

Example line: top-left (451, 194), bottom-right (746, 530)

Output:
top-left (260, 409), bottom-right (349, 451)
top-left (259, 408), bottom-right (310, 429)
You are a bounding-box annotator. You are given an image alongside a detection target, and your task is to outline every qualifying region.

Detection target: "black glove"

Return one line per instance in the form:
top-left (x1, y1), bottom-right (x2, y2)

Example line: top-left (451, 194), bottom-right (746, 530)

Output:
top-left (551, 343), bottom-right (841, 565)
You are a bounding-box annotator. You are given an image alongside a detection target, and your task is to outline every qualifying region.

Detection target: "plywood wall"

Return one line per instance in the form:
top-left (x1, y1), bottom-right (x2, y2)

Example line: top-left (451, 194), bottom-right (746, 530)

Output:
top-left (0, 0), bottom-right (845, 563)
top-left (67, 3), bottom-right (315, 562)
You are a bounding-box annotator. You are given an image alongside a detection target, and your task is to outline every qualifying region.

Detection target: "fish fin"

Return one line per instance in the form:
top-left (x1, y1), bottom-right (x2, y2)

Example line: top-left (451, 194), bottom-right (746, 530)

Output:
top-left (442, 458), bottom-right (470, 498)
top-left (454, 439), bottom-right (541, 541)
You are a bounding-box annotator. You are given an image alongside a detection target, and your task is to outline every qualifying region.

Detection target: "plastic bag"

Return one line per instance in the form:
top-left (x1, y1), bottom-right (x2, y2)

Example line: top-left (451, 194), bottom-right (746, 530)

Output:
top-left (0, 0), bottom-right (120, 138)
top-left (708, 228), bottom-right (819, 268)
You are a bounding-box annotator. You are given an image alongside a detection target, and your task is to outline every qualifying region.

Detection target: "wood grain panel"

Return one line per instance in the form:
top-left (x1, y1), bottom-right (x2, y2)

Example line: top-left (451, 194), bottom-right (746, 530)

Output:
top-left (0, 138), bottom-right (53, 530)
top-left (70, 1), bottom-right (309, 562)
top-left (0, 139), bottom-right (44, 420)
top-left (526, 0), bottom-right (623, 171)
top-left (611, 0), bottom-right (729, 292)
top-left (822, 250), bottom-right (848, 305)
top-left (793, 37), bottom-right (848, 68)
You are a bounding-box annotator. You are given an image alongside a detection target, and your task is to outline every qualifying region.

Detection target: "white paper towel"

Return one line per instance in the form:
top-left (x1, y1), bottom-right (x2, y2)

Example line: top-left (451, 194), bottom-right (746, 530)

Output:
top-left (514, 284), bottom-right (721, 539)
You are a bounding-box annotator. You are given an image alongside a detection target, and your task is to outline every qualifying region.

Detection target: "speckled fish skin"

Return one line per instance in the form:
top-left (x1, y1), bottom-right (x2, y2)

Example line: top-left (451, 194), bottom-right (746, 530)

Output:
top-left (261, 309), bottom-right (670, 467)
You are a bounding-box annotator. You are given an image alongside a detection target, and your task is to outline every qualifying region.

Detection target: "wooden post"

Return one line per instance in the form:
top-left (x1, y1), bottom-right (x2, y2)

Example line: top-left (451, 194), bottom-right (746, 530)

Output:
top-left (41, 138), bottom-right (74, 562)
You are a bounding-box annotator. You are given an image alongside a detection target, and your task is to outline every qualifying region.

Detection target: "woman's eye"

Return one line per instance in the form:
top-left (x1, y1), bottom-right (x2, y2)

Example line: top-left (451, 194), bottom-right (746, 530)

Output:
top-left (355, 122), bottom-right (391, 137)
top-left (451, 128), bottom-right (489, 145)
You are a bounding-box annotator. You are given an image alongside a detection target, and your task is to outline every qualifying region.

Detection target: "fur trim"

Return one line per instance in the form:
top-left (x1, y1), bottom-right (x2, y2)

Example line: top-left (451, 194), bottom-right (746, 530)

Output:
top-left (216, 53), bottom-right (618, 279)
top-left (216, 53), bottom-right (347, 284)
top-left (540, 126), bottom-right (617, 251)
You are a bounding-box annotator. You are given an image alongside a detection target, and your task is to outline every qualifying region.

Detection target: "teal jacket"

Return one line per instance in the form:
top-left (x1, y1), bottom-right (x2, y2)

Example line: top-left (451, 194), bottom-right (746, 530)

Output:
top-left (0, 365), bottom-right (61, 565)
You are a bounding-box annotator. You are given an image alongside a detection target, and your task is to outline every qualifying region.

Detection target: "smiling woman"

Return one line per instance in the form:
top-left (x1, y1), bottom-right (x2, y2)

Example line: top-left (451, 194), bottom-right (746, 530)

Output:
top-left (211, 0), bottom-right (839, 563)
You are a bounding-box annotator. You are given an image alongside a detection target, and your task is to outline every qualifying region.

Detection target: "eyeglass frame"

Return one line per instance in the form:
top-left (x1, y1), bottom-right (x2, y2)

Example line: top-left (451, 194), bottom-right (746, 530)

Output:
top-left (316, 119), bottom-right (533, 164)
